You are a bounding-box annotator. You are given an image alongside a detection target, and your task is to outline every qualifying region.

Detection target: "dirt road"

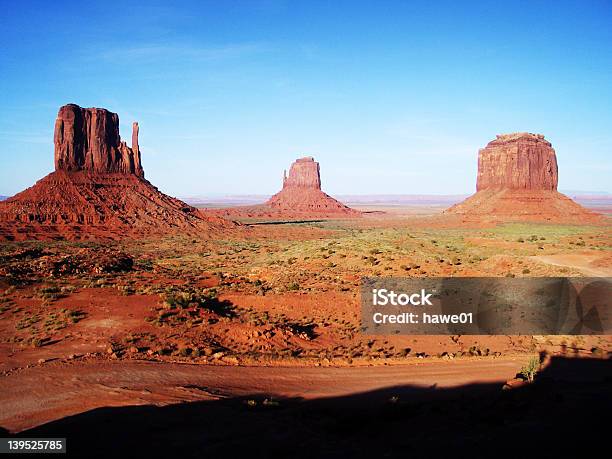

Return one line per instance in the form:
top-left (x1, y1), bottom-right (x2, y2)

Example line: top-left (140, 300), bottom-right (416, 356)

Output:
top-left (531, 253), bottom-right (612, 277)
top-left (0, 357), bottom-right (528, 433)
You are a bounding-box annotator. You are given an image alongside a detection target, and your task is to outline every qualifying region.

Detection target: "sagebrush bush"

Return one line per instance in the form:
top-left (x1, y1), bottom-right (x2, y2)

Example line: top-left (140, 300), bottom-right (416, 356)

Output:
top-left (520, 356), bottom-right (540, 382)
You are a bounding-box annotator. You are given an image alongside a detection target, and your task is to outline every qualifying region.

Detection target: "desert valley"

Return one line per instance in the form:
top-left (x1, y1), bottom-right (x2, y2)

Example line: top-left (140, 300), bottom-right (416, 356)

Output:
top-left (0, 103), bottom-right (610, 456)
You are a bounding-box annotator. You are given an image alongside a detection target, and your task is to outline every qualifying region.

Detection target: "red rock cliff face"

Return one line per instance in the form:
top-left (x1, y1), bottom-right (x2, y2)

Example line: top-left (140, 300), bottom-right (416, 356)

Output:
top-left (282, 157), bottom-right (322, 189)
top-left (476, 133), bottom-right (558, 191)
top-left (54, 104), bottom-right (144, 177)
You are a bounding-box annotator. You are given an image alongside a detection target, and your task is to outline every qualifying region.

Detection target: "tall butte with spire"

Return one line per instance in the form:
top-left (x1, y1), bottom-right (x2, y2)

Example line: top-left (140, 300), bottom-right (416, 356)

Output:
top-left (0, 103), bottom-right (232, 241)
top-left (266, 157), bottom-right (359, 216)
top-left (446, 133), bottom-right (603, 223)
top-left (53, 104), bottom-right (144, 177)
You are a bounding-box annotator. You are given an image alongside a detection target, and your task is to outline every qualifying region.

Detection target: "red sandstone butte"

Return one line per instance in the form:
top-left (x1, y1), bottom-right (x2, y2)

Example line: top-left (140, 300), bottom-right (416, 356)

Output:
top-left (266, 157), bottom-right (359, 217)
top-left (54, 104), bottom-right (144, 177)
top-left (0, 104), bottom-right (233, 241)
top-left (446, 133), bottom-right (603, 223)
top-left (476, 133), bottom-right (558, 191)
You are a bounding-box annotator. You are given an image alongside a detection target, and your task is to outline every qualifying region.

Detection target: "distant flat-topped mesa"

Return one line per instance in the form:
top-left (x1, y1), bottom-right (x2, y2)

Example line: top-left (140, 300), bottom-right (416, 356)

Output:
top-left (0, 103), bottom-right (234, 241)
top-left (54, 104), bottom-right (144, 177)
top-left (445, 133), bottom-right (602, 224)
top-left (476, 132), bottom-right (557, 191)
top-left (266, 156), bottom-right (359, 217)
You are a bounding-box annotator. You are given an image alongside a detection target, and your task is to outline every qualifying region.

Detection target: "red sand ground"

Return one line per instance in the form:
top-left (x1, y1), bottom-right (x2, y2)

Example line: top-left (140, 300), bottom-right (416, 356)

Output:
top-left (0, 357), bottom-right (528, 432)
top-left (0, 209), bottom-right (610, 452)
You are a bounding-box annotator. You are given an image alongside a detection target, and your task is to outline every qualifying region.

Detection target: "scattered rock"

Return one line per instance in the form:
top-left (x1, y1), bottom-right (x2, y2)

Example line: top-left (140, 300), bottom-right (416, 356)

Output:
top-left (502, 377), bottom-right (528, 390)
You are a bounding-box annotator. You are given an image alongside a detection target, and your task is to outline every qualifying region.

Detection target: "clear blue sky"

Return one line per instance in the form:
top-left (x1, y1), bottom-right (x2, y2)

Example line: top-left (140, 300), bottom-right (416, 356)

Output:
top-left (1, 0), bottom-right (611, 197)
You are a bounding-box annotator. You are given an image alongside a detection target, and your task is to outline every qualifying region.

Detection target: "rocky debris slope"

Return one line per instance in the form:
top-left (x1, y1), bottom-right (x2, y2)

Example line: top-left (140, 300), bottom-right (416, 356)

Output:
top-left (446, 133), bottom-right (602, 223)
top-left (0, 104), bottom-right (234, 241)
top-left (266, 157), bottom-right (359, 217)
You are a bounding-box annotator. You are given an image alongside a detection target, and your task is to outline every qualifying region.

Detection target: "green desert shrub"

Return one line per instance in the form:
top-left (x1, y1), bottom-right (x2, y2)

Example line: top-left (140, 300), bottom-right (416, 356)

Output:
top-left (520, 356), bottom-right (540, 382)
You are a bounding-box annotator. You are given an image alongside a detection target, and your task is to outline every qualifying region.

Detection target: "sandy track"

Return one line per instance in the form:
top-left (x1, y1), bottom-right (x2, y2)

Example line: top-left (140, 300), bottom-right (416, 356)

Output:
top-left (530, 253), bottom-right (612, 277)
top-left (0, 357), bottom-right (527, 433)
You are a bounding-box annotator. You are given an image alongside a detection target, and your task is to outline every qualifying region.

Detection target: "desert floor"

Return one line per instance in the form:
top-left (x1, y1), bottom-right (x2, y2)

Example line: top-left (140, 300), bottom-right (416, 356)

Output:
top-left (0, 205), bottom-right (610, 456)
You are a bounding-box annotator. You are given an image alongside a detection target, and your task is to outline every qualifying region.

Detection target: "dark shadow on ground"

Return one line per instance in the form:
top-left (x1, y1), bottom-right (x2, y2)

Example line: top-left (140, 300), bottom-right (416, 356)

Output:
top-left (246, 219), bottom-right (326, 226)
top-left (12, 356), bottom-right (612, 458)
